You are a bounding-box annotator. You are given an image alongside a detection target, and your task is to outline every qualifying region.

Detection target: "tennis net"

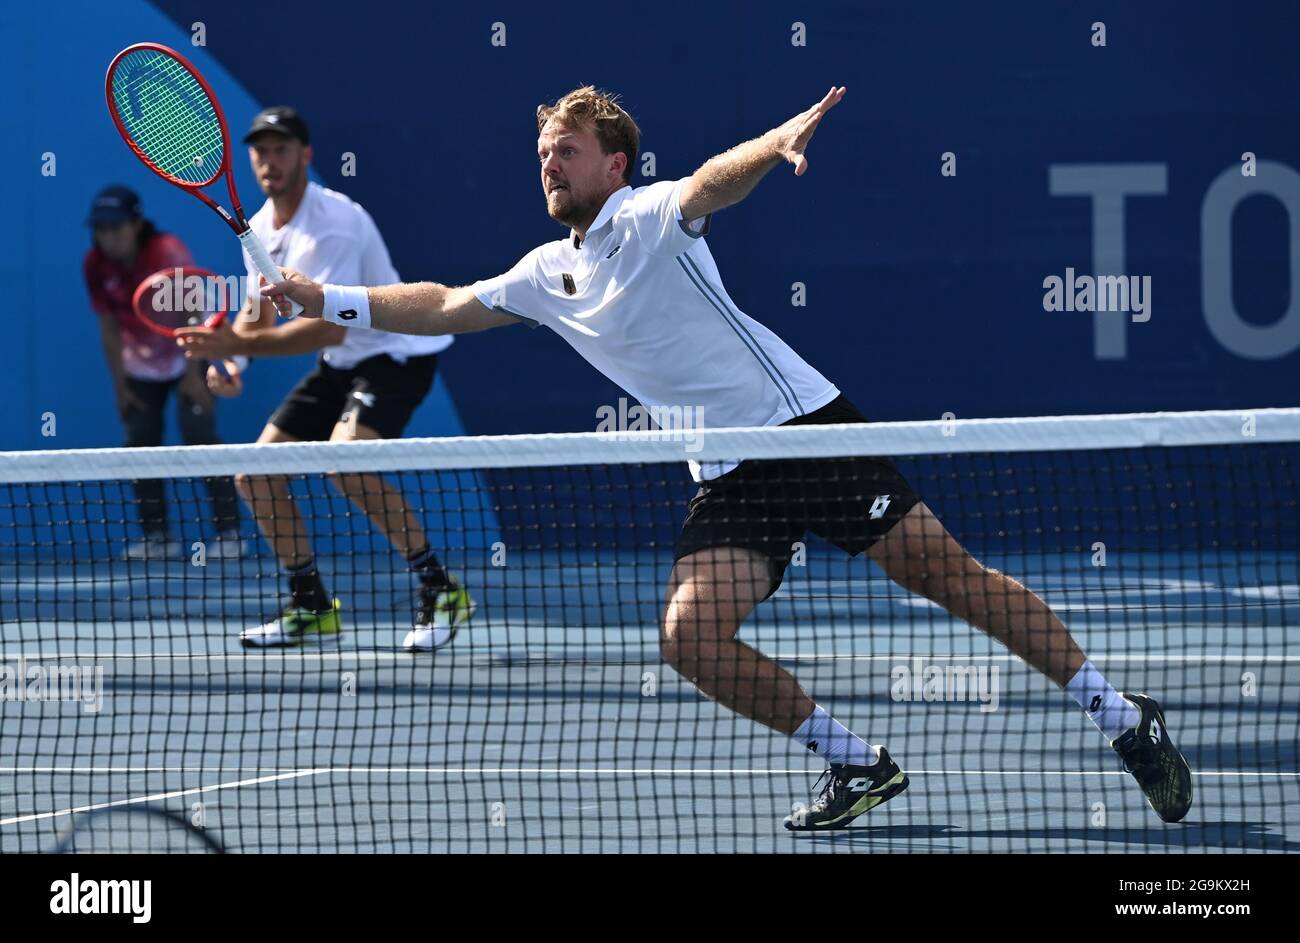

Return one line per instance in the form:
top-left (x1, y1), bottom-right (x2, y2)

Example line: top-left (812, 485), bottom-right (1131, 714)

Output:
top-left (0, 408), bottom-right (1296, 853)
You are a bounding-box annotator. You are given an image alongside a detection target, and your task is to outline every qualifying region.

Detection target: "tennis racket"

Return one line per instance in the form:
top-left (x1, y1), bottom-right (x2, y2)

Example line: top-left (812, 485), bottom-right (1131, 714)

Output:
top-left (105, 42), bottom-right (302, 318)
top-left (132, 265), bottom-right (234, 376)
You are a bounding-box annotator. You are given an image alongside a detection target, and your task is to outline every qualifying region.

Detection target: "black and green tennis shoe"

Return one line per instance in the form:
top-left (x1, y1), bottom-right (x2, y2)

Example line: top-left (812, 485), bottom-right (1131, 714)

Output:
top-left (240, 599), bottom-right (343, 648)
top-left (401, 579), bottom-right (476, 652)
top-left (1112, 693), bottom-right (1193, 823)
top-left (783, 747), bottom-right (910, 831)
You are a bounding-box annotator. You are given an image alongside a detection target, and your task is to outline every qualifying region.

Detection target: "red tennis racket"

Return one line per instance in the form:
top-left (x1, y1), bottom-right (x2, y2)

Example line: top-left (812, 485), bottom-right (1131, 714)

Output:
top-left (106, 42), bottom-right (301, 317)
top-left (132, 266), bottom-right (236, 376)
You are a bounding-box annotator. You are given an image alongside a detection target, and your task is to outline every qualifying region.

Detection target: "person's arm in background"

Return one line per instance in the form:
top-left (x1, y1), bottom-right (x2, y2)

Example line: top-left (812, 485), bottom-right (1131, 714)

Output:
top-left (96, 313), bottom-right (146, 417)
top-left (195, 294), bottom-right (258, 398)
top-left (178, 350), bottom-right (216, 412)
top-left (85, 253), bottom-right (147, 418)
top-left (231, 295), bottom-right (345, 355)
top-left (196, 290), bottom-right (345, 395)
top-left (233, 228), bottom-right (356, 353)
top-left (180, 232), bottom-right (353, 369)
top-left (134, 233), bottom-right (219, 409)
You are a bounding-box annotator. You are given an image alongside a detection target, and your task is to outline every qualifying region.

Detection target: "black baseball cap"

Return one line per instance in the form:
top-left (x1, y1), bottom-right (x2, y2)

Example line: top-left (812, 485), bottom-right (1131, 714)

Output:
top-left (87, 185), bottom-right (142, 226)
top-left (243, 106), bottom-right (310, 145)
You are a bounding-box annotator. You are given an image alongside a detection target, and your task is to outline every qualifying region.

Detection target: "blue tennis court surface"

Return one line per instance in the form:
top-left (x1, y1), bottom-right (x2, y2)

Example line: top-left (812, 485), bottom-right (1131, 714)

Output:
top-left (1, 549), bottom-right (1296, 852)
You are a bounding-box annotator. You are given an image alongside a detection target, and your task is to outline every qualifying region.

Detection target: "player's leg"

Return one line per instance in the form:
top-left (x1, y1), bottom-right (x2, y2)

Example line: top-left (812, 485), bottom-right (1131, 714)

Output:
top-left (234, 421), bottom-right (341, 647)
top-left (323, 354), bottom-right (473, 652)
top-left (663, 547), bottom-right (908, 831)
top-left (235, 423), bottom-right (313, 566)
top-left (121, 377), bottom-right (179, 560)
top-left (666, 455), bottom-right (909, 831)
top-left (326, 419), bottom-right (473, 650)
top-left (326, 419), bottom-right (428, 556)
top-left (176, 373), bottom-right (243, 558)
top-left (235, 363), bottom-right (348, 647)
top-left (867, 502), bottom-right (1192, 822)
top-left (869, 502), bottom-right (1086, 684)
top-left (662, 546), bottom-right (810, 731)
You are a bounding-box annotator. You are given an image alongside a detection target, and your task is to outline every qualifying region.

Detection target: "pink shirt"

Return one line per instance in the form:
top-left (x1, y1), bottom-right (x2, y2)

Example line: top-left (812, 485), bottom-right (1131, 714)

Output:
top-left (84, 233), bottom-right (193, 382)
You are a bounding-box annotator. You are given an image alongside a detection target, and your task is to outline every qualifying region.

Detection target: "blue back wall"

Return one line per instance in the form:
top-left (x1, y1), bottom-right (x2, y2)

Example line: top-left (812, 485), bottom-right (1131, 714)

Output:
top-left (2, 0), bottom-right (1296, 453)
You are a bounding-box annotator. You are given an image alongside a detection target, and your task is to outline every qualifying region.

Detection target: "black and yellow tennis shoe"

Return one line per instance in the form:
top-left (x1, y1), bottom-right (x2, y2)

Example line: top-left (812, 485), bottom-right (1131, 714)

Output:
top-left (240, 599), bottom-right (343, 648)
top-left (1112, 693), bottom-right (1193, 823)
top-left (402, 579), bottom-right (476, 652)
top-left (783, 747), bottom-right (910, 831)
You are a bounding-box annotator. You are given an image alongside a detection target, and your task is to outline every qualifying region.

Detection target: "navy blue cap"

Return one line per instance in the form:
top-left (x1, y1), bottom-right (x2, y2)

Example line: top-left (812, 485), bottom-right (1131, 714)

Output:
top-left (87, 185), bottom-right (142, 226)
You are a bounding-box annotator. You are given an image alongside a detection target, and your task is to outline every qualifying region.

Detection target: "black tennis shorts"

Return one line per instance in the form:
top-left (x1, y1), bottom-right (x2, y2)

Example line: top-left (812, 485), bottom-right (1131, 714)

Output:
top-left (673, 394), bottom-right (921, 596)
top-left (270, 352), bottom-right (438, 441)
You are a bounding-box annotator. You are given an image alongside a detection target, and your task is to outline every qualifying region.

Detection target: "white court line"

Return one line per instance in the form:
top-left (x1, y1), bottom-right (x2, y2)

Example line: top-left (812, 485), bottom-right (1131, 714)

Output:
top-left (0, 766), bottom-right (1295, 778)
top-left (0, 769), bottom-right (320, 827)
top-left (1, 766), bottom-right (1292, 828)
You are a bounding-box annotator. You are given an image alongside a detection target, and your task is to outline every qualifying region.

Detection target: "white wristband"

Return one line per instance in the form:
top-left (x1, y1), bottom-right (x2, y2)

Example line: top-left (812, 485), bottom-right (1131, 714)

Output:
top-left (230, 355), bottom-right (250, 372)
top-left (323, 284), bottom-right (372, 329)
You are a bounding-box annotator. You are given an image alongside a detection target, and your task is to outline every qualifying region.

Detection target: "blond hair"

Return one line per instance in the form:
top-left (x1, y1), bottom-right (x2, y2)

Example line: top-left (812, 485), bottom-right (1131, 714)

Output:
top-left (536, 86), bottom-right (640, 183)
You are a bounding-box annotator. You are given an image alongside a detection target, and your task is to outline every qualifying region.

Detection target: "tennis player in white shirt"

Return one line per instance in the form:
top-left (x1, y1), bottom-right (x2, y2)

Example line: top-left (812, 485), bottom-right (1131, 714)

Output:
top-left (252, 87), bottom-right (1191, 831)
top-left (180, 106), bottom-right (474, 653)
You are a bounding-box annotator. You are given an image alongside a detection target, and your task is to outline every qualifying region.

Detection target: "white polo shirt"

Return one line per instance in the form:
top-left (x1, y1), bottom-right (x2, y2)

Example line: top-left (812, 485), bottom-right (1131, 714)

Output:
top-left (245, 182), bottom-right (450, 369)
top-left (471, 178), bottom-right (839, 479)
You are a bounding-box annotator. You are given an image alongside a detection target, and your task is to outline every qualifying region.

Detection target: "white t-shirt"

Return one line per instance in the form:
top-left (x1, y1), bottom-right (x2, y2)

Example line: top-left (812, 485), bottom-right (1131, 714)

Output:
top-left (244, 182), bottom-right (451, 368)
top-left (471, 179), bottom-right (839, 479)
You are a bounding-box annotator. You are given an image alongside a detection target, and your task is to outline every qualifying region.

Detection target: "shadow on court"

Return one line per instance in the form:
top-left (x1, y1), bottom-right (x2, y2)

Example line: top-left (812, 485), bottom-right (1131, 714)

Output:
top-left (804, 821), bottom-right (1300, 853)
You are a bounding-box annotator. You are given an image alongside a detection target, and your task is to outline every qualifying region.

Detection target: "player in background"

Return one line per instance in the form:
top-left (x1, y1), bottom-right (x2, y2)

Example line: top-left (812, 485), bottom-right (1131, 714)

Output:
top-left (83, 185), bottom-right (243, 561)
top-left (179, 108), bottom-right (473, 651)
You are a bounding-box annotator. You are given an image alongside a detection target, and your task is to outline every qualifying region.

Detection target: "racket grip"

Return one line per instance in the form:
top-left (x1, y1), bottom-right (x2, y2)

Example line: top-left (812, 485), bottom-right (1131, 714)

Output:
top-left (239, 229), bottom-right (304, 318)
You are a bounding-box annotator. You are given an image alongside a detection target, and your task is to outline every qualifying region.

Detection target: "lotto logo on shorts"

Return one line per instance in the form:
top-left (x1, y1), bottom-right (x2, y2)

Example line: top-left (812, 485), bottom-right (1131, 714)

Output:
top-left (868, 495), bottom-right (892, 520)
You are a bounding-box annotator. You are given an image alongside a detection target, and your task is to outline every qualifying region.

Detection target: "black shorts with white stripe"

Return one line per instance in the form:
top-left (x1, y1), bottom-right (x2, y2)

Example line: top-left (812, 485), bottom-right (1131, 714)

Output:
top-left (673, 394), bottom-right (920, 598)
top-left (270, 352), bottom-right (438, 441)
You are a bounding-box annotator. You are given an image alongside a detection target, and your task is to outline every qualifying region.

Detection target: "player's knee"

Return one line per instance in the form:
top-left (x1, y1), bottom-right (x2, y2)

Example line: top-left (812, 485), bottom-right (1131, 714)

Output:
top-left (660, 622), bottom-right (704, 674)
top-left (659, 619), bottom-right (685, 667)
top-left (660, 634), bottom-right (683, 671)
top-left (661, 617), bottom-right (738, 678)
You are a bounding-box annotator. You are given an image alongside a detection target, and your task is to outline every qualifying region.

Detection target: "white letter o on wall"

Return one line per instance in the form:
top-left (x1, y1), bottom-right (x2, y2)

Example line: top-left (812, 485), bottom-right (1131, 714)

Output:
top-left (1202, 160), bottom-right (1300, 359)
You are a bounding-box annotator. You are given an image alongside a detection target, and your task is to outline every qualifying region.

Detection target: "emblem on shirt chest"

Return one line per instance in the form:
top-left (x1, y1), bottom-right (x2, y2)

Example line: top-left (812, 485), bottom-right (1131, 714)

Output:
top-left (562, 273), bottom-right (576, 295)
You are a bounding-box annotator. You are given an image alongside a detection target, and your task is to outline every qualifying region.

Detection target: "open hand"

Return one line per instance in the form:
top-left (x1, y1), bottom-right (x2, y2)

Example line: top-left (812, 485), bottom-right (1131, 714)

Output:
top-left (769, 86), bottom-right (846, 176)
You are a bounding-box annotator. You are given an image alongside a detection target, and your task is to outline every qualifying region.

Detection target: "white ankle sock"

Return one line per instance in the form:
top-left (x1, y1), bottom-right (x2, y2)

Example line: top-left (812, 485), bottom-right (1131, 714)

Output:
top-left (793, 705), bottom-right (879, 767)
top-left (1066, 660), bottom-right (1140, 740)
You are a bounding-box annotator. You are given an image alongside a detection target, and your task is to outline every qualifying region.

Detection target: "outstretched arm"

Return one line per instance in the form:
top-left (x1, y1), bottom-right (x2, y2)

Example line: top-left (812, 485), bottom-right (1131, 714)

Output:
top-left (260, 273), bottom-right (518, 336)
top-left (678, 86), bottom-right (845, 221)
top-left (176, 294), bottom-right (345, 359)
